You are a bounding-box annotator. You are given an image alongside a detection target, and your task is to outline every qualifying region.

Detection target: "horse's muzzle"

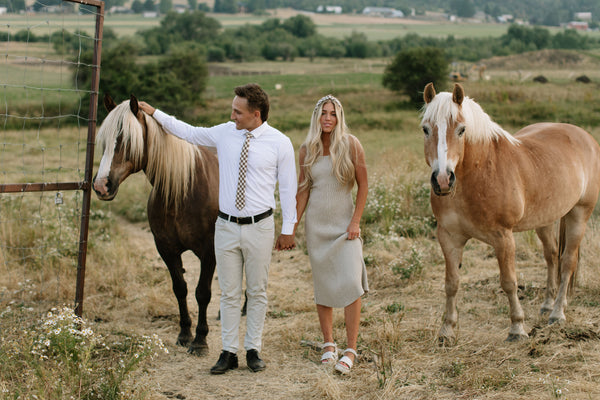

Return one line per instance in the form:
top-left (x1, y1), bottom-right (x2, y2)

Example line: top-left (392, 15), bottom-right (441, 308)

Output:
top-left (92, 175), bottom-right (117, 200)
top-left (431, 170), bottom-right (455, 196)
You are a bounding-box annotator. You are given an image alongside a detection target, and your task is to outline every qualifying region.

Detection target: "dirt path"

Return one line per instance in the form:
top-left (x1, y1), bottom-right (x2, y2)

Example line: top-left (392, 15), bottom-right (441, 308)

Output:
top-left (115, 220), bottom-right (336, 400)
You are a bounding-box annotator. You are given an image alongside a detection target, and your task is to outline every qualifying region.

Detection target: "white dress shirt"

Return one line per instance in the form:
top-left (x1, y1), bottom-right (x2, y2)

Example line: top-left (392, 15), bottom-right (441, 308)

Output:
top-left (153, 109), bottom-right (297, 234)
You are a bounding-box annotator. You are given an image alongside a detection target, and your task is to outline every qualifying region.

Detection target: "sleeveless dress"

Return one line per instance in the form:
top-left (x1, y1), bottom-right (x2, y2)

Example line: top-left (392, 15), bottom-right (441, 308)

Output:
top-left (305, 155), bottom-right (369, 308)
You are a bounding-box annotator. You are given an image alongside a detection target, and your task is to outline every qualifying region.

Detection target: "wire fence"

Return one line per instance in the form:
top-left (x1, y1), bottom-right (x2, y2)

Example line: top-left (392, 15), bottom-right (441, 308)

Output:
top-left (0, 0), bottom-right (103, 316)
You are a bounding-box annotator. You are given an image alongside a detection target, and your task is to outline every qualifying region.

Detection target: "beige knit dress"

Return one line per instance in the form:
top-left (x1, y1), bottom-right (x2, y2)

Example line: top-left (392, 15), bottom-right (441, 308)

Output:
top-left (305, 155), bottom-right (369, 308)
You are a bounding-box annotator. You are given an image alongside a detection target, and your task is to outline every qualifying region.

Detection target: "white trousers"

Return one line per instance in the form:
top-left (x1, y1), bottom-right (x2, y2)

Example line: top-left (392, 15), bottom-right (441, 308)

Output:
top-left (214, 215), bottom-right (275, 353)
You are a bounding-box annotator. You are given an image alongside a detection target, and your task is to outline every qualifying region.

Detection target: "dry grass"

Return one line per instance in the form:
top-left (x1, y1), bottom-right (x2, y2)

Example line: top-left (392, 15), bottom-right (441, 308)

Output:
top-left (4, 54), bottom-right (600, 399)
top-left (60, 150), bottom-right (600, 399)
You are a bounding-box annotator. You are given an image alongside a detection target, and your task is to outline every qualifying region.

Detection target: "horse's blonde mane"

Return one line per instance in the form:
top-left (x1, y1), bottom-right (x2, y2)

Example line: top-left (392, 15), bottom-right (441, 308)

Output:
top-left (96, 100), bottom-right (203, 208)
top-left (422, 92), bottom-right (520, 145)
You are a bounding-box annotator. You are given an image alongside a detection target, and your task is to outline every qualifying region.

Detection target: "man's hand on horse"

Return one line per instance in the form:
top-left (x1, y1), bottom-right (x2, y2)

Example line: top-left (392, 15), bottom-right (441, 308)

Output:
top-left (138, 101), bottom-right (156, 116)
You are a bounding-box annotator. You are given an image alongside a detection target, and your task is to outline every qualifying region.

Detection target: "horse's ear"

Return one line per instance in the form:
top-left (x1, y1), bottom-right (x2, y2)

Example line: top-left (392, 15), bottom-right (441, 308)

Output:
top-left (423, 83), bottom-right (436, 104)
top-left (452, 83), bottom-right (464, 106)
top-left (104, 93), bottom-right (117, 112)
top-left (130, 94), bottom-right (139, 115)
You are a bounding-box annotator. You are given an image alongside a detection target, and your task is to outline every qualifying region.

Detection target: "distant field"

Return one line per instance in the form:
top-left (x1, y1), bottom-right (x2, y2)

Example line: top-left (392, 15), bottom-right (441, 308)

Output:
top-left (1, 10), bottom-right (582, 41)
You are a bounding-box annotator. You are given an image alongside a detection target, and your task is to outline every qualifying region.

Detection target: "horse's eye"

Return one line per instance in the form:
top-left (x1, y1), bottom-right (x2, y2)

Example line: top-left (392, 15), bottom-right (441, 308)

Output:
top-left (457, 126), bottom-right (466, 137)
top-left (422, 126), bottom-right (430, 136)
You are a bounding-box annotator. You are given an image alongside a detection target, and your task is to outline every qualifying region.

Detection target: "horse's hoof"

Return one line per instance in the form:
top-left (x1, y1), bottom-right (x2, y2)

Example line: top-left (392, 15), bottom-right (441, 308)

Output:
top-left (505, 333), bottom-right (528, 342)
top-left (176, 336), bottom-right (193, 347)
top-left (187, 343), bottom-right (208, 357)
top-left (539, 307), bottom-right (552, 316)
top-left (438, 335), bottom-right (456, 347)
top-left (548, 316), bottom-right (565, 325)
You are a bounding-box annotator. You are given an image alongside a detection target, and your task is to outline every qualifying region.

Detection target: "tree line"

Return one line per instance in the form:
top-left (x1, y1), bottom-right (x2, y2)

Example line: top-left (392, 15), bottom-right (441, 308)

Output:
top-left (7, 13), bottom-right (598, 65)
top-left (6, 11), bottom-right (599, 121)
top-left (134, 12), bottom-right (600, 62)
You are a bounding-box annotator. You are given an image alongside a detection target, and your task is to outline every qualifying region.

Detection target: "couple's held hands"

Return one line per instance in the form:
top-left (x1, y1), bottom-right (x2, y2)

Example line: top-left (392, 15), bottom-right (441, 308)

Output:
top-left (138, 101), bottom-right (156, 116)
top-left (275, 234), bottom-right (295, 251)
top-left (347, 221), bottom-right (361, 240)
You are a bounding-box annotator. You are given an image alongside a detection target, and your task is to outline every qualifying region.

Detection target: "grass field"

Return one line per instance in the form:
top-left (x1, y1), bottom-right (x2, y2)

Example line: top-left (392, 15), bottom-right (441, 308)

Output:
top-left (4, 15), bottom-right (600, 396)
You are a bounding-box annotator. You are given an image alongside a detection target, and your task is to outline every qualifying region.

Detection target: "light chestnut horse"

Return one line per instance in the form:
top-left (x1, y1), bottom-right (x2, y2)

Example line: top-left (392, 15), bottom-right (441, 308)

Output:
top-left (93, 94), bottom-right (219, 355)
top-left (421, 83), bottom-right (600, 344)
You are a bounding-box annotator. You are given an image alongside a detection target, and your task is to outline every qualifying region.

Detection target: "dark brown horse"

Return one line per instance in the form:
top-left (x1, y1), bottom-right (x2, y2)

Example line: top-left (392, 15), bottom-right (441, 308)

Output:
top-left (421, 83), bottom-right (600, 344)
top-left (93, 94), bottom-right (219, 355)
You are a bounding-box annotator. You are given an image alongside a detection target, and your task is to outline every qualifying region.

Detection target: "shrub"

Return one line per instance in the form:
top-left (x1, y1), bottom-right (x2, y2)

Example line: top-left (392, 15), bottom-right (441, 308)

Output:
top-left (382, 46), bottom-right (449, 105)
top-left (0, 305), bottom-right (168, 399)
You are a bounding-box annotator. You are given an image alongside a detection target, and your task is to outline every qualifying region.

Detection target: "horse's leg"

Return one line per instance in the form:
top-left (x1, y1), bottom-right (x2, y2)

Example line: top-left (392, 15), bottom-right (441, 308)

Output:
top-left (549, 208), bottom-right (589, 324)
top-left (158, 249), bottom-right (193, 347)
top-left (437, 226), bottom-right (467, 346)
top-left (494, 231), bottom-right (528, 341)
top-left (535, 224), bottom-right (559, 315)
top-left (188, 246), bottom-right (216, 356)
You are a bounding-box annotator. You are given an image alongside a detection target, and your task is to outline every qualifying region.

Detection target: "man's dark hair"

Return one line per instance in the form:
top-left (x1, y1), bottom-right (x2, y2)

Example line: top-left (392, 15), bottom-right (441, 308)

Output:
top-left (234, 83), bottom-right (269, 122)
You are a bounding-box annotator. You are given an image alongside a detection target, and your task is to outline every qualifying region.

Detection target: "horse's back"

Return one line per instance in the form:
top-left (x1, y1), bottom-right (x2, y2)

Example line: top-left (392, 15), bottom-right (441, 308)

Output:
top-left (514, 122), bottom-right (600, 181)
top-left (511, 122), bottom-right (600, 228)
top-left (516, 122), bottom-right (599, 149)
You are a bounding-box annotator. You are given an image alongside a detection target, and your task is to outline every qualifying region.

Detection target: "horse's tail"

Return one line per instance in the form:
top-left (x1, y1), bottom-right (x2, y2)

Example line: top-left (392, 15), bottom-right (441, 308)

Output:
top-left (558, 217), bottom-right (578, 296)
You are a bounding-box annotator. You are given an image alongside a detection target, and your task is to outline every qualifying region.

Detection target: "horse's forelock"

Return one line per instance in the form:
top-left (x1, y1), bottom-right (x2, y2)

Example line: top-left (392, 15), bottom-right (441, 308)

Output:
top-left (97, 101), bottom-right (145, 164)
top-left (422, 92), bottom-right (519, 145)
top-left (422, 92), bottom-right (460, 128)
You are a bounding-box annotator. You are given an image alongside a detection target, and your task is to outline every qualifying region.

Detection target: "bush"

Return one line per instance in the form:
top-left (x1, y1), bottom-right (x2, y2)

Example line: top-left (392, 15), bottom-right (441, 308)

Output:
top-left (382, 46), bottom-right (449, 105)
top-left (0, 306), bottom-right (168, 399)
top-left (137, 42), bottom-right (208, 115)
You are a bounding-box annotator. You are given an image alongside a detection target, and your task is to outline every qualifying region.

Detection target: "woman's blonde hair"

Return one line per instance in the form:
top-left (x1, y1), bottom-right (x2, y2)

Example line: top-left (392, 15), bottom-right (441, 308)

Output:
top-left (299, 95), bottom-right (355, 191)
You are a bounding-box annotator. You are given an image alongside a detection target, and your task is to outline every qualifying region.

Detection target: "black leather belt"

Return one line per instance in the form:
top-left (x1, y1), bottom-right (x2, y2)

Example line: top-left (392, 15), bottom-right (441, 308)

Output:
top-left (218, 209), bottom-right (273, 225)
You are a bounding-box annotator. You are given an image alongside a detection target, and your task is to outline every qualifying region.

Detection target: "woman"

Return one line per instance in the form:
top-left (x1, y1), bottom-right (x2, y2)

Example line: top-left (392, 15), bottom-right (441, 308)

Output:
top-left (294, 95), bottom-right (369, 374)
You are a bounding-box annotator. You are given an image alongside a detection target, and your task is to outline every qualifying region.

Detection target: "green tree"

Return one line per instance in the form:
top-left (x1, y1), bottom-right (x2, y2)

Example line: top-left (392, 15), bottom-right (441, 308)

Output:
top-left (246, 0), bottom-right (266, 13)
top-left (33, 0), bottom-right (60, 11)
top-left (143, 0), bottom-right (156, 11)
top-left (282, 14), bottom-right (316, 38)
top-left (553, 29), bottom-right (587, 49)
top-left (131, 0), bottom-right (144, 13)
top-left (188, 0), bottom-right (197, 10)
top-left (214, 0), bottom-right (236, 13)
top-left (141, 11), bottom-right (221, 54)
top-left (344, 31), bottom-right (370, 58)
top-left (501, 24), bottom-right (550, 50)
top-left (138, 43), bottom-right (208, 115)
top-left (159, 0), bottom-right (172, 13)
top-left (160, 11), bottom-right (221, 41)
top-left (75, 39), bottom-right (141, 122)
top-left (382, 47), bottom-right (449, 105)
top-left (0, 0), bottom-right (25, 12)
top-left (449, 0), bottom-right (475, 17)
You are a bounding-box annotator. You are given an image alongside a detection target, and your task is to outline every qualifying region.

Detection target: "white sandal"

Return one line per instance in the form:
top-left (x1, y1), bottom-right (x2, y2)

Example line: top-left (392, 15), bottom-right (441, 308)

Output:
top-left (320, 342), bottom-right (338, 365)
top-left (334, 348), bottom-right (358, 375)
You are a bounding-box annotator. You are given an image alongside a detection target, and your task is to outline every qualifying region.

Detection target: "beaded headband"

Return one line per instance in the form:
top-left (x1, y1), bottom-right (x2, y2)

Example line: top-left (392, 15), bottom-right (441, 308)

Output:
top-left (314, 94), bottom-right (341, 111)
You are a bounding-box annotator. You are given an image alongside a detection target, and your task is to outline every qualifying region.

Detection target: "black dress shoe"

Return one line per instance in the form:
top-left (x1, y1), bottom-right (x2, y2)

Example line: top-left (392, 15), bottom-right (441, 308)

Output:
top-left (246, 349), bottom-right (266, 372)
top-left (210, 350), bottom-right (238, 374)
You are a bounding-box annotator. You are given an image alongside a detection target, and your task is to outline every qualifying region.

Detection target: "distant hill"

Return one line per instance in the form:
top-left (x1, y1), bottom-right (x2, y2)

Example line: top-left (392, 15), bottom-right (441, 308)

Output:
top-left (482, 49), bottom-right (600, 70)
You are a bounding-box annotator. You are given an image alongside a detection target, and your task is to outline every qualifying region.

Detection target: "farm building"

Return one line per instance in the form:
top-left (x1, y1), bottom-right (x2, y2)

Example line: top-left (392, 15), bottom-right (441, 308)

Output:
top-left (362, 7), bottom-right (404, 18)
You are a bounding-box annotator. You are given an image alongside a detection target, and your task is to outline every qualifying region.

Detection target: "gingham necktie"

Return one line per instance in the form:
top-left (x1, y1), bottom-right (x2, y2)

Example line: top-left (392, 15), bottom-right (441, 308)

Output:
top-left (235, 132), bottom-right (253, 210)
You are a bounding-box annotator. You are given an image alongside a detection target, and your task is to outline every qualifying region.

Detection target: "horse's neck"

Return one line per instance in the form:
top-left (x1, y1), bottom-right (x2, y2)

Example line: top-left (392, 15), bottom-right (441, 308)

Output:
top-left (461, 138), bottom-right (503, 174)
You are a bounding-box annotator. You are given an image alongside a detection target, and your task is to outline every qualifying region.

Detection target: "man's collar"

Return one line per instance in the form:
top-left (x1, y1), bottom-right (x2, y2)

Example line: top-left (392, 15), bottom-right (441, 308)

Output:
top-left (245, 121), bottom-right (268, 138)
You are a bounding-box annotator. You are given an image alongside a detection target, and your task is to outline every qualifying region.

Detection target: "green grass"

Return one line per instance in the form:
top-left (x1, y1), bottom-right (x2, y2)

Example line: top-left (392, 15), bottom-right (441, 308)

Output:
top-left (319, 21), bottom-right (514, 41)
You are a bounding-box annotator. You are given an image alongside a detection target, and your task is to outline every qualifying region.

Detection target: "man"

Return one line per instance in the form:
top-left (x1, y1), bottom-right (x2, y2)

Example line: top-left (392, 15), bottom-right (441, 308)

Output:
top-left (139, 83), bottom-right (297, 374)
